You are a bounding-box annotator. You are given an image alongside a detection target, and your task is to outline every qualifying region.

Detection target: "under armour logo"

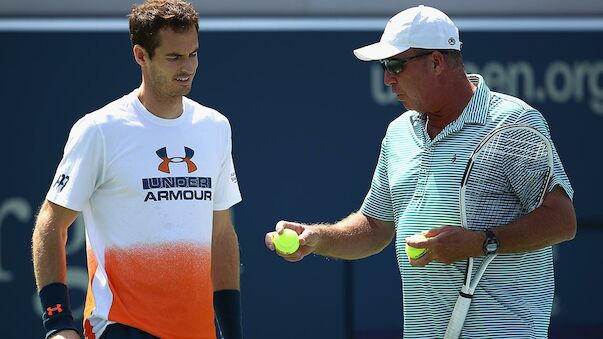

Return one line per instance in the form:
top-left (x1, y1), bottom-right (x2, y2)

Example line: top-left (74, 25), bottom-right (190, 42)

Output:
top-left (54, 174), bottom-right (70, 192)
top-left (156, 147), bottom-right (198, 174)
top-left (46, 304), bottom-right (63, 316)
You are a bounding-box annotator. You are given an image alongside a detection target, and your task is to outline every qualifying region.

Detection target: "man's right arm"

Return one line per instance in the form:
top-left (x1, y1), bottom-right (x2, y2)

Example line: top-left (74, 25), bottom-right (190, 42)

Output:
top-left (33, 200), bottom-right (79, 288)
top-left (265, 212), bottom-right (395, 262)
top-left (32, 200), bottom-right (81, 339)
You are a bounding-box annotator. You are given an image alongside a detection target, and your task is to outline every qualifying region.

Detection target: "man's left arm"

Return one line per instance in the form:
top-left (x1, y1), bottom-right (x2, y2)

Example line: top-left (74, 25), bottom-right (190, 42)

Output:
top-left (412, 186), bottom-right (576, 265)
top-left (212, 208), bottom-right (242, 339)
top-left (492, 185), bottom-right (576, 253)
top-left (493, 113), bottom-right (577, 252)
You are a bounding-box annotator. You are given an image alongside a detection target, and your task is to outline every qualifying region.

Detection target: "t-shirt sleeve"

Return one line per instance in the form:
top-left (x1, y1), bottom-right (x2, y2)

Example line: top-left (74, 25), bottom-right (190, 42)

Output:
top-left (46, 115), bottom-right (105, 211)
top-left (212, 121), bottom-right (242, 211)
top-left (360, 137), bottom-right (394, 222)
top-left (511, 110), bottom-right (574, 205)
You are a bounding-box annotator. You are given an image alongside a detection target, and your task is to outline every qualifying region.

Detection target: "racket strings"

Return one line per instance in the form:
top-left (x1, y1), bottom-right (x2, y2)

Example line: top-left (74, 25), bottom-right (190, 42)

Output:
top-left (482, 135), bottom-right (548, 161)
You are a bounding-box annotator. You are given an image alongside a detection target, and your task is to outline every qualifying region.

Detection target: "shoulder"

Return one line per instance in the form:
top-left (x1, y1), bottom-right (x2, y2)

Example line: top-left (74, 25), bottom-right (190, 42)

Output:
top-left (490, 92), bottom-right (549, 134)
top-left (81, 93), bottom-right (137, 129)
top-left (490, 91), bottom-right (536, 118)
top-left (184, 97), bottom-right (232, 131)
top-left (490, 91), bottom-right (533, 111)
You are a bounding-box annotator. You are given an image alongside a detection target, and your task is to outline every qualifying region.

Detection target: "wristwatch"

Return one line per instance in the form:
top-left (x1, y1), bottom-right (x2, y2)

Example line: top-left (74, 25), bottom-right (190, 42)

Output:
top-left (482, 229), bottom-right (499, 255)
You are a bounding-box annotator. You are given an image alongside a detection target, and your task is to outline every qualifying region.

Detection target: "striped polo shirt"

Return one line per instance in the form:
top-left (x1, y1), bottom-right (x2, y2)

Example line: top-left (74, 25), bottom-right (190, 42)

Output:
top-left (361, 74), bottom-right (573, 338)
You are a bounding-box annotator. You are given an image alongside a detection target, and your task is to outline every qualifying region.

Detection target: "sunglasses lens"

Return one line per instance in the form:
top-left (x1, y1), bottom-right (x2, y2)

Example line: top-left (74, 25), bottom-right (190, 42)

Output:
top-left (382, 59), bottom-right (404, 74)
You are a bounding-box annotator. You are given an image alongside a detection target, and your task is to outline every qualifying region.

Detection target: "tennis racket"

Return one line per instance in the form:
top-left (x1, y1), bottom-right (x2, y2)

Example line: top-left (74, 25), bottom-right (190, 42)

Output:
top-left (443, 124), bottom-right (554, 338)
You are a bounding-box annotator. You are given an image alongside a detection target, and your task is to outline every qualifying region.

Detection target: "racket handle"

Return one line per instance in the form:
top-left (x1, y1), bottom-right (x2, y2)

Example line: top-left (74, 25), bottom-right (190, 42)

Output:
top-left (444, 294), bottom-right (472, 339)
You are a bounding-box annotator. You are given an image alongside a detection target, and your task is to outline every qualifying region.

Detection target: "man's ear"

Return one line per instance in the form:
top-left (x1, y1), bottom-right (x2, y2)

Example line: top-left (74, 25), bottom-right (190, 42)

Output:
top-left (133, 44), bottom-right (148, 66)
top-left (431, 51), bottom-right (447, 75)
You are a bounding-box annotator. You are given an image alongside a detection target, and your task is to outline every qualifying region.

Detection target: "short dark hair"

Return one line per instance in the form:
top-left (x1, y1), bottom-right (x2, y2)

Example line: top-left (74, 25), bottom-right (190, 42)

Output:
top-left (440, 50), bottom-right (464, 69)
top-left (129, 0), bottom-right (199, 59)
top-left (413, 48), bottom-right (464, 69)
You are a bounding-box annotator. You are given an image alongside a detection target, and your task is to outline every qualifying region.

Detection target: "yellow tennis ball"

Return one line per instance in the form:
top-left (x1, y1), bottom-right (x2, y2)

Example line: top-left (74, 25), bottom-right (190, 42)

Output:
top-left (405, 233), bottom-right (428, 259)
top-left (273, 229), bottom-right (300, 255)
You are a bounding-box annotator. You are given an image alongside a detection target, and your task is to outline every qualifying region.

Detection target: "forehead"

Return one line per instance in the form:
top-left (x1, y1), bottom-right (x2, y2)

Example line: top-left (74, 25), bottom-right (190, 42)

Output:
top-left (156, 26), bottom-right (199, 53)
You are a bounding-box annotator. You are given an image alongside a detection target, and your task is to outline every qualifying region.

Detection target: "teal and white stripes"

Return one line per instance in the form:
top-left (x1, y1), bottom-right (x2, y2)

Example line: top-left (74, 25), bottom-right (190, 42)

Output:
top-left (360, 74), bottom-right (573, 338)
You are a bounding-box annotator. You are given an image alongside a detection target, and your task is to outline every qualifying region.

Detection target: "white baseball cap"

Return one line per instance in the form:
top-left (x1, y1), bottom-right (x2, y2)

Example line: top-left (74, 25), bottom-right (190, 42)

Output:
top-left (353, 5), bottom-right (461, 61)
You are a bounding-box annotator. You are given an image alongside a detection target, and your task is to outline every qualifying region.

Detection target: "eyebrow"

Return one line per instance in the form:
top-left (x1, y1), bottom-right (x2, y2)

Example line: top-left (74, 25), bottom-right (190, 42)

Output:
top-left (166, 48), bottom-right (199, 57)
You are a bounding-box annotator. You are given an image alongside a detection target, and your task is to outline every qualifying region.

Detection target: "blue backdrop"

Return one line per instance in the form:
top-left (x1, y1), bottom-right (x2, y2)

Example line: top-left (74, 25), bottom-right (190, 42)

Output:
top-left (0, 26), bottom-right (601, 338)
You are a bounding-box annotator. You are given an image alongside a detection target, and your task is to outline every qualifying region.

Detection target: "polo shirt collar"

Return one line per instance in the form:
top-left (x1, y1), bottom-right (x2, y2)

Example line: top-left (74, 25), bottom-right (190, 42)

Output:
top-left (460, 73), bottom-right (490, 126)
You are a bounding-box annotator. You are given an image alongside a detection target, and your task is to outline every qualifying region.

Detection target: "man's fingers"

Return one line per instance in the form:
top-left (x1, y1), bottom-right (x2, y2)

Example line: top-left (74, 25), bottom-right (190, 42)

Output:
top-left (265, 232), bottom-right (276, 251)
top-left (280, 244), bottom-right (314, 262)
top-left (298, 230), bottom-right (318, 247)
top-left (275, 220), bottom-right (305, 234)
top-left (408, 251), bottom-right (433, 267)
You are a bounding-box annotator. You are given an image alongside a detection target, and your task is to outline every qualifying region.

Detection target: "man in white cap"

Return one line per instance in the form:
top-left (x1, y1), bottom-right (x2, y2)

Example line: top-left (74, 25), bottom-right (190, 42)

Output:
top-left (266, 5), bottom-right (576, 338)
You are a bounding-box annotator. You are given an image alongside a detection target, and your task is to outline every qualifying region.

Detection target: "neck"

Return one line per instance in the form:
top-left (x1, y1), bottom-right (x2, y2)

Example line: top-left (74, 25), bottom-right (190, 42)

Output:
top-left (137, 82), bottom-right (184, 119)
top-left (426, 73), bottom-right (476, 131)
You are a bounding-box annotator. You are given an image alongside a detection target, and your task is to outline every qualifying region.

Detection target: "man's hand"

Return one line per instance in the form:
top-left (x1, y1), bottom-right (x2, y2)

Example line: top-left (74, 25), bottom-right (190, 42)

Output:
top-left (406, 226), bottom-right (484, 266)
top-left (265, 220), bottom-right (321, 262)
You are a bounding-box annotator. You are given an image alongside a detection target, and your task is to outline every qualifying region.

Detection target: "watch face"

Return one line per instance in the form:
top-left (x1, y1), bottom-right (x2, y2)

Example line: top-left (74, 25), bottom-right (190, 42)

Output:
top-left (483, 230), bottom-right (499, 255)
top-left (486, 242), bottom-right (498, 252)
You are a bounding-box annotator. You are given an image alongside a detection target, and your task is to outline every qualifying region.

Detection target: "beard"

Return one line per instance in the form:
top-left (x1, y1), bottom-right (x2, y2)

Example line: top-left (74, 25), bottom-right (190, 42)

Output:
top-left (149, 68), bottom-right (194, 98)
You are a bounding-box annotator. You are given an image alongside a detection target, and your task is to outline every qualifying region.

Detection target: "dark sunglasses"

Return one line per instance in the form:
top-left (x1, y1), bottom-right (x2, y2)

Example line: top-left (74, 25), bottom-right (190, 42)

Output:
top-left (380, 51), bottom-right (435, 74)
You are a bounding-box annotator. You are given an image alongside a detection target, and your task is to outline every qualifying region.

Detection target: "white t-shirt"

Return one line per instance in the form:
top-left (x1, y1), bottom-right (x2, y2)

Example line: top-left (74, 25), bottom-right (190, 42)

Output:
top-left (46, 90), bottom-right (242, 339)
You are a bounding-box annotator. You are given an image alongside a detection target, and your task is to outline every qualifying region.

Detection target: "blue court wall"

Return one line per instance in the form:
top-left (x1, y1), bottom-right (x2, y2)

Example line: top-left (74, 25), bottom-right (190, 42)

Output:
top-left (0, 27), bottom-right (602, 338)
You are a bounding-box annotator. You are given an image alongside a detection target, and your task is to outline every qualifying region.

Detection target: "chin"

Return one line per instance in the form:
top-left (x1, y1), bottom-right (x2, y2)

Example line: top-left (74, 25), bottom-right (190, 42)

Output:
top-left (171, 87), bottom-right (192, 97)
top-left (399, 101), bottom-right (412, 111)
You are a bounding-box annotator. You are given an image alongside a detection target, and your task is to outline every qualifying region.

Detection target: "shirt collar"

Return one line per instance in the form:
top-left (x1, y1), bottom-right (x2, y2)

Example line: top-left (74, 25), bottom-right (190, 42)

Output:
top-left (460, 73), bottom-right (490, 126)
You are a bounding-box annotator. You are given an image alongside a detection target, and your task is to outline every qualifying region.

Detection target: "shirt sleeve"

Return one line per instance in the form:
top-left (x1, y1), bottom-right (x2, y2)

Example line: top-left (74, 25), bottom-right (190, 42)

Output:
top-left (46, 115), bottom-right (105, 211)
top-left (212, 121), bottom-right (242, 211)
top-left (510, 110), bottom-right (574, 208)
top-left (360, 137), bottom-right (394, 222)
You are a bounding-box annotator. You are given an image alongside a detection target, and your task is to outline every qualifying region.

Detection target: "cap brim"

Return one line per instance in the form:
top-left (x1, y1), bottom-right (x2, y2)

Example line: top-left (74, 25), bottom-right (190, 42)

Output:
top-left (353, 42), bottom-right (409, 61)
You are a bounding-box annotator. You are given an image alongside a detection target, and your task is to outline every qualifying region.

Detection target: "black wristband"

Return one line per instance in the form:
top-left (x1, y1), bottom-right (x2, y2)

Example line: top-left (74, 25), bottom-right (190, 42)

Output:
top-left (39, 282), bottom-right (79, 339)
top-left (214, 289), bottom-right (242, 339)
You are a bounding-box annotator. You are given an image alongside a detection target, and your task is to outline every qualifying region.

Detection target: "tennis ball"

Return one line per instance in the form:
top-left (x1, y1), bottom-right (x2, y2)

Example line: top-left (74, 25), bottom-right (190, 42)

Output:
top-left (273, 228), bottom-right (300, 255)
top-left (405, 233), bottom-right (428, 259)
